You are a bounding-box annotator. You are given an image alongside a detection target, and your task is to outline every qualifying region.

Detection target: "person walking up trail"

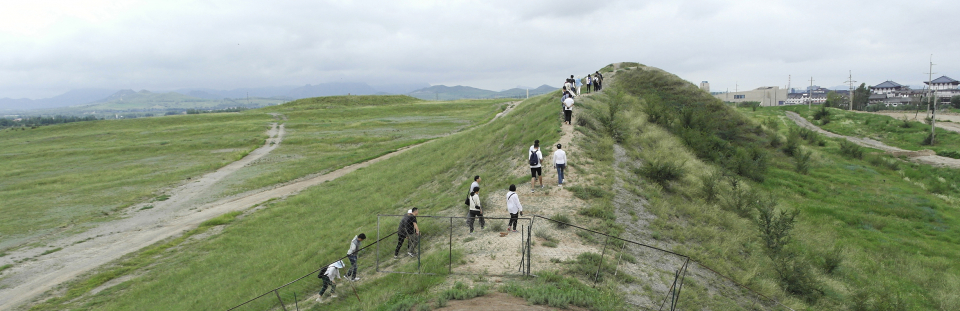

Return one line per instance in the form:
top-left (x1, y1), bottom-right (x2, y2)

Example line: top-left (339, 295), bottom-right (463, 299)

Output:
top-left (470, 175), bottom-right (481, 194)
top-left (505, 184), bottom-right (523, 232)
top-left (316, 260), bottom-right (344, 302)
top-left (554, 144), bottom-right (567, 186)
top-left (344, 233), bottom-right (365, 281)
top-left (574, 75), bottom-right (582, 96)
top-left (467, 187), bottom-right (485, 234)
top-left (595, 71), bottom-right (604, 91)
top-left (585, 74), bottom-right (592, 94)
top-left (529, 140), bottom-right (544, 192)
top-left (562, 96), bottom-right (574, 125)
top-left (394, 208), bottom-right (420, 258)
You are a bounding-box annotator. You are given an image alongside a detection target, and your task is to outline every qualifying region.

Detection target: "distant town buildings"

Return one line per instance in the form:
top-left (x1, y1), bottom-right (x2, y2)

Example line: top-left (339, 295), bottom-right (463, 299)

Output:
top-left (712, 86), bottom-right (787, 106)
top-left (711, 75), bottom-right (959, 108)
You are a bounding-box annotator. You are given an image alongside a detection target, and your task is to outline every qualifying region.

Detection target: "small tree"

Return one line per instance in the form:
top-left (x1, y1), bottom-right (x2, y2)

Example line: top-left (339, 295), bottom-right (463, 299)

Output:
top-left (755, 195), bottom-right (798, 257)
top-left (853, 83), bottom-right (870, 110)
top-left (951, 95), bottom-right (960, 109)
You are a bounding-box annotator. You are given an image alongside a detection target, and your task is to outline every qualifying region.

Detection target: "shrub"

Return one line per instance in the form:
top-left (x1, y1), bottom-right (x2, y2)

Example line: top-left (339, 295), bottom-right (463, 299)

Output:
top-left (821, 247), bottom-right (843, 275)
top-left (698, 171), bottom-right (722, 203)
top-left (774, 255), bottom-right (823, 303)
top-left (838, 140), bottom-right (864, 159)
top-left (813, 106), bottom-right (830, 120)
top-left (636, 159), bottom-right (685, 190)
top-left (794, 150), bottom-right (812, 174)
top-left (755, 196), bottom-right (798, 257)
top-left (489, 221), bottom-right (504, 232)
top-left (567, 186), bottom-right (611, 200)
top-left (722, 182), bottom-right (757, 218)
top-left (440, 282), bottom-right (489, 301)
top-left (550, 214), bottom-right (572, 229)
top-left (900, 117), bottom-right (912, 128)
top-left (937, 150), bottom-right (960, 159)
top-left (783, 129), bottom-right (801, 156)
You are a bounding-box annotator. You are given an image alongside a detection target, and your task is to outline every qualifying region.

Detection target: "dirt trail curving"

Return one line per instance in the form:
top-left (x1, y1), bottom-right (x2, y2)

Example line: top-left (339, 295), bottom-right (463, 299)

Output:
top-left (0, 102), bottom-right (521, 310)
top-left (785, 111), bottom-right (960, 168)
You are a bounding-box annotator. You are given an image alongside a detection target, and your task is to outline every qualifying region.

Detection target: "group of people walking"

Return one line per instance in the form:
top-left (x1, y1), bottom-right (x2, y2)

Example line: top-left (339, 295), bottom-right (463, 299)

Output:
top-left (316, 73), bottom-right (590, 303)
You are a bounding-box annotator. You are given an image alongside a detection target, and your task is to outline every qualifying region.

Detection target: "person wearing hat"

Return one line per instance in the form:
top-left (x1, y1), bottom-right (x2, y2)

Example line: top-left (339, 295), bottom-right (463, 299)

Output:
top-left (316, 260), bottom-right (344, 302)
top-left (554, 143), bottom-right (567, 186)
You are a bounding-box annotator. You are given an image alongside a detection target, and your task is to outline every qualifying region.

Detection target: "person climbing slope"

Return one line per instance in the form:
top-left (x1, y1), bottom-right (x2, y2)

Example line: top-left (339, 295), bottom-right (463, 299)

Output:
top-left (316, 260), bottom-right (344, 302)
top-left (505, 184), bottom-right (523, 232)
top-left (529, 140), bottom-right (544, 192)
top-left (467, 186), bottom-right (484, 234)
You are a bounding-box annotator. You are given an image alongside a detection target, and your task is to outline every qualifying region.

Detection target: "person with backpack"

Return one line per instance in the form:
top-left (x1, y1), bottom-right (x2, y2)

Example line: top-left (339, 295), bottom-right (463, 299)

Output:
top-left (505, 184), bottom-right (523, 232)
top-left (529, 140), bottom-right (544, 192)
top-left (595, 71), bottom-right (604, 91)
top-left (316, 260), bottom-right (344, 302)
top-left (467, 186), bottom-right (484, 234)
top-left (562, 96), bottom-right (574, 125)
top-left (394, 208), bottom-right (420, 258)
top-left (344, 233), bottom-right (365, 281)
top-left (554, 144), bottom-right (567, 186)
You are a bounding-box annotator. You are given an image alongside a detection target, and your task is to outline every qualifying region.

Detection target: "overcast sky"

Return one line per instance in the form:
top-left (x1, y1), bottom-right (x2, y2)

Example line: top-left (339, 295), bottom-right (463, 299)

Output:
top-left (3, 0), bottom-right (959, 99)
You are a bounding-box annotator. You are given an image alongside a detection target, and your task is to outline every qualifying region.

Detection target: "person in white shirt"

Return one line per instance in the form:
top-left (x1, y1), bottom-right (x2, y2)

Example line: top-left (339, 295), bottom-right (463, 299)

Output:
top-left (554, 144), bottom-right (567, 186)
top-left (562, 97), bottom-right (574, 125)
top-left (467, 187), bottom-right (485, 233)
top-left (316, 260), bottom-right (344, 302)
top-left (573, 75), bottom-right (582, 96)
top-left (529, 140), bottom-right (544, 192)
top-left (505, 184), bottom-right (523, 232)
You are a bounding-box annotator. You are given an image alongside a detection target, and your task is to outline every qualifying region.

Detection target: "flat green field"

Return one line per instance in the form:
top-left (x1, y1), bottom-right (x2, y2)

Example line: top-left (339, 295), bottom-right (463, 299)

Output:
top-left (0, 113), bottom-right (272, 249)
top-left (0, 95), bottom-right (507, 251)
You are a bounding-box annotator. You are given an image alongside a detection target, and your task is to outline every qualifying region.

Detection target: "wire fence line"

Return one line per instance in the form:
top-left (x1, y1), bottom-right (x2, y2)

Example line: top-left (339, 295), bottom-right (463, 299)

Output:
top-left (225, 213), bottom-right (794, 311)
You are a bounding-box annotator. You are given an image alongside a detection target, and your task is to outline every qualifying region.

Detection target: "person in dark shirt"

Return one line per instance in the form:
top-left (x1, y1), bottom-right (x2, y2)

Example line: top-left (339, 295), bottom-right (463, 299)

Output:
top-left (394, 208), bottom-right (420, 258)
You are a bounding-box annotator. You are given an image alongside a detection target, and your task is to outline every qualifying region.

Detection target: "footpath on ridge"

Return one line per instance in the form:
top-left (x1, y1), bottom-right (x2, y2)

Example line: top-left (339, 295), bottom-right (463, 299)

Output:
top-left (0, 102), bottom-right (520, 311)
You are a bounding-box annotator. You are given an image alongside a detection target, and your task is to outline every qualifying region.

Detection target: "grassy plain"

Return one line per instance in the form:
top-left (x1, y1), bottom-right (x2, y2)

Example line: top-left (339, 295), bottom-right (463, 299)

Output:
top-left (26, 94), bottom-right (559, 310)
top-left (571, 65), bottom-right (960, 310)
top-left (0, 95), bottom-right (503, 252)
top-left (0, 113), bottom-right (272, 249)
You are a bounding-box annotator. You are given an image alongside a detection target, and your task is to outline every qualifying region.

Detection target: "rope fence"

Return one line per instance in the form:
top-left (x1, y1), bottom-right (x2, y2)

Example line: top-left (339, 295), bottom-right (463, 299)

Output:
top-left (225, 213), bottom-right (796, 311)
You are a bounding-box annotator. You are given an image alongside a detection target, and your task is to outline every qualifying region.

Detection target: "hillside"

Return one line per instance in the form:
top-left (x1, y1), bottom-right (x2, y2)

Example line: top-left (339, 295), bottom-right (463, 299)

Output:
top-left (5, 63), bottom-right (959, 311)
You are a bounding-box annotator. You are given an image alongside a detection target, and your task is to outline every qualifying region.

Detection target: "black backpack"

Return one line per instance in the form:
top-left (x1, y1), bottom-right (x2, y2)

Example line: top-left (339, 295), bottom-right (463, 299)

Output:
top-left (529, 150), bottom-right (539, 166)
top-left (317, 266), bottom-right (330, 278)
top-left (464, 193), bottom-right (470, 206)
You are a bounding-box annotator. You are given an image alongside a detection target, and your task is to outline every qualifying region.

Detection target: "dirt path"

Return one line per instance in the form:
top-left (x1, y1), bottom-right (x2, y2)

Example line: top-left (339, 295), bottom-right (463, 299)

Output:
top-left (785, 111), bottom-right (960, 168)
top-left (860, 111), bottom-right (960, 134)
top-left (0, 102), bottom-right (521, 310)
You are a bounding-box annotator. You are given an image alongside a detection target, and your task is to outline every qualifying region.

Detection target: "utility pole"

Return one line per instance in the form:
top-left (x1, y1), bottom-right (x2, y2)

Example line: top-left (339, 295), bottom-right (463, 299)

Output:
top-left (926, 55), bottom-right (937, 145)
top-left (808, 77), bottom-right (815, 110)
top-left (844, 71), bottom-right (856, 111)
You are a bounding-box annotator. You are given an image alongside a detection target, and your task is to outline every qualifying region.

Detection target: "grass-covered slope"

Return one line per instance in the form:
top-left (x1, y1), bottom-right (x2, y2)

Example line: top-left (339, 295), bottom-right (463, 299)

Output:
top-left (28, 94), bottom-right (560, 310)
top-left (574, 64), bottom-right (960, 310)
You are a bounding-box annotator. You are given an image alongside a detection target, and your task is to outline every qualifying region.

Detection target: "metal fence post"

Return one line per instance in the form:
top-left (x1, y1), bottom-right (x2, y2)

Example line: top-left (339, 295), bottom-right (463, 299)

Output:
top-left (275, 289), bottom-right (288, 311)
top-left (294, 291), bottom-right (299, 311)
top-left (518, 224), bottom-right (525, 273)
top-left (449, 217), bottom-right (453, 273)
top-left (376, 216), bottom-right (381, 272)
top-left (594, 236), bottom-right (609, 285)
top-left (526, 218), bottom-right (533, 275)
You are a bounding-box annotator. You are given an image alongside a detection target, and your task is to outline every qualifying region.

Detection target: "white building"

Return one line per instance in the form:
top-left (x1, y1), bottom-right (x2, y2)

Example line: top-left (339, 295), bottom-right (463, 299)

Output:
top-left (713, 86), bottom-right (788, 106)
top-left (699, 81), bottom-right (710, 93)
top-left (925, 76), bottom-right (960, 105)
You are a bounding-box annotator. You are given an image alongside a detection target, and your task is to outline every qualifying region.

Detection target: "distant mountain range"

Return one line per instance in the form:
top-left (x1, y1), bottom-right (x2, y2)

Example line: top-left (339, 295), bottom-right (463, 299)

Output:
top-left (407, 85), bottom-right (557, 101)
top-left (0, 82), bottom-right (556, 113)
